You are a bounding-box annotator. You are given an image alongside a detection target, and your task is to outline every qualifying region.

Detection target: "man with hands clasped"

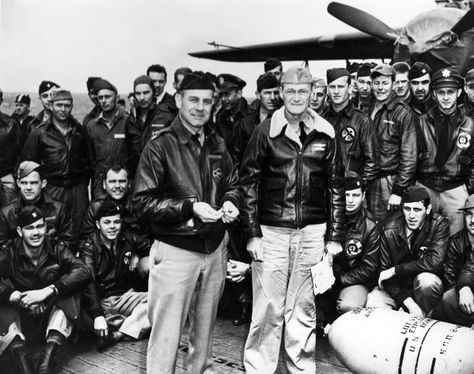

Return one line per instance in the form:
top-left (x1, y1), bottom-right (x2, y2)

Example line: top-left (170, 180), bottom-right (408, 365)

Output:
top-left (0, 206), bottom-right (90, 374)
top-left (133, 71), bottom-right (240, 374)
top-left (367, 186), bottom-right (449, 317)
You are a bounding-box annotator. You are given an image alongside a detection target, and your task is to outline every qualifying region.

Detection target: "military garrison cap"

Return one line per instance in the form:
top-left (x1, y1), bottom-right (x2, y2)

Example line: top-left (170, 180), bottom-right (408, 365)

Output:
top-left (18, 206), bottom-right (44, 227)
top-left (344, 171), bottom-right (365, 192)
top-left (465, 68), bottom-right (474, 85)
top-left (17, 161), bottom-right (41, 180)
top-left (180, 71), bottom-right (215, 91)
top-left (402, 186), bottom-right (430, 204)
top-left (371, 64), bottom-right (395, 79)
top-left (15, 94), bottom-right (31, 105)
top-left (264, 58), bottom-right (282, 72)
top-left (256, 73), bottom-right (279, 91)
top-left (326, 68), bottom-right (350, 84)
top-left (95, 199), bottom-right (122, 220)
top-left (50, 89), bottom-right (73, 102)
top-left (408, 62), bottom-right (432, 80)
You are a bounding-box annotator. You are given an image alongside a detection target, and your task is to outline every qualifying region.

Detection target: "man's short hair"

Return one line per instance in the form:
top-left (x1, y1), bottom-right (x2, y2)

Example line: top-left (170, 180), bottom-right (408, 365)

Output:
top-left (105, 164), bottom-right (129, 179)
top-left (117, 98), bottom-right (126, 106)
top-left (174, 67), bottom-right (192, 84)
top-left (393, 62), bottom-right (411, 75)
top-left (147, 64), bottom-right (167, 80)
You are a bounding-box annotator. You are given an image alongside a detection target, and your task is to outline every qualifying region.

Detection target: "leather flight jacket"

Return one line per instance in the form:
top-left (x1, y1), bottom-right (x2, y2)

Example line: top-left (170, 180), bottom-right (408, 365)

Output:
top-left (0, 238), bottom-right (91, 305)
top-left (239, 108), bottom-right (345, 242)
top-left (380, 212), bottom-right (449, 305)
top-left (80, 230), bottom-right (150, 318)
top-left (333, 207), bottom-right (381, 288)
top-left (417, 108), bottom-right (474, 193)
top-left (0, 191), bottom-right (73, 245)
top-left (125, 103), bottom-right (176, 177)
top-left (323, 101), bottom-right (379, 183)
top-left (442, 228), bottom-right (474, 290)
top-left (132, 117), bottom-right (240, 254)
top-left (21, 118), bottom-right (91, 187)
top-left (0, 113), bottom-right (22, 178)
top-left (367, 93), bottom-right (417, 196)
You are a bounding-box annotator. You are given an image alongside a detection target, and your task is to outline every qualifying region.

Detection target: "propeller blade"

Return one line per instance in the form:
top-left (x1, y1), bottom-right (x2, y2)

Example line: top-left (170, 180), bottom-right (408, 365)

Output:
top-left (452, 8), bottom-right (474, 36)
top-left (328, 2), bottom-right (398, 41)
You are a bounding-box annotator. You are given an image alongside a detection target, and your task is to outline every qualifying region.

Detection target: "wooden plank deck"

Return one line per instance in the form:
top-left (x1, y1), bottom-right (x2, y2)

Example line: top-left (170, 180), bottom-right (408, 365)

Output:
top-left (0, 317), bottom-right (351, 374)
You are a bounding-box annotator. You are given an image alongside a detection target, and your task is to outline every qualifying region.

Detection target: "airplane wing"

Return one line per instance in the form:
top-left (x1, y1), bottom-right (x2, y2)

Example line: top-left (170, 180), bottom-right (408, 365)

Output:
top-left (189, 31), bottom-right (397, 62)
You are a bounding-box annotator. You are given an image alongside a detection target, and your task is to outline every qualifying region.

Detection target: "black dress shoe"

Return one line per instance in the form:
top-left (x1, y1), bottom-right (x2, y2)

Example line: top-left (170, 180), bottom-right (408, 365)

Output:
top-left (36, 342), bottom-right (58, 374)
top-left (97, 332), bottom-right (116, 352)
top-left (232, 304), bottom-right (251, 326)
top-left (10, 346), bottom-right (34, 374)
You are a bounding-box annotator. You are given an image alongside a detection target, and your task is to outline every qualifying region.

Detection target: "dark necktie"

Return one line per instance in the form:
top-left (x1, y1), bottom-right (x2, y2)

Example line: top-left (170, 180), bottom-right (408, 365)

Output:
top-left (299, 122), bottom-right (307, 144)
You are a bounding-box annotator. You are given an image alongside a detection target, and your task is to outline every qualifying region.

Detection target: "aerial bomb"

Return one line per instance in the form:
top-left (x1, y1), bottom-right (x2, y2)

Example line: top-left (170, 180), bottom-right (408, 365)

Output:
top-left (328, 307), bottom-right (474, 374)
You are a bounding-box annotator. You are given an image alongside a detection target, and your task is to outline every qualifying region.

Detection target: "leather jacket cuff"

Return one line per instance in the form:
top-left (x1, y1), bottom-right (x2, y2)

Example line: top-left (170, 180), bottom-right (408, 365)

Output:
top-left (181, 200), bottom-right (194, 220)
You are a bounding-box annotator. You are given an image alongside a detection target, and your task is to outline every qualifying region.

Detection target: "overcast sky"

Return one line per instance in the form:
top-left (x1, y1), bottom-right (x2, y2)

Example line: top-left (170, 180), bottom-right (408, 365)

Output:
top-left (1, 0), bottom-right (434, 94)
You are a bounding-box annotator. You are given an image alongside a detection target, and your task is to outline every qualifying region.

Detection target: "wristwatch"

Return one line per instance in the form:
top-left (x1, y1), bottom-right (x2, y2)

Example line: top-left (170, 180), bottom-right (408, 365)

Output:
top-left (49, 285), bottom-right (58, 296)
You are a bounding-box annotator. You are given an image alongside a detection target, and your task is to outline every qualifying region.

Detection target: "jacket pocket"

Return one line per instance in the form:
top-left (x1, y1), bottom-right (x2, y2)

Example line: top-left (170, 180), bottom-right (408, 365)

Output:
top-left (262, 177), bottom-right (286, 216)
top-left (306, 174), bottom-right (327, 210)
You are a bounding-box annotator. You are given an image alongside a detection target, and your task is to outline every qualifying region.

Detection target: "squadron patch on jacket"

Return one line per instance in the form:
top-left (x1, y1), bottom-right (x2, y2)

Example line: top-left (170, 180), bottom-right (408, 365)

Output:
top-left (345, 239), bottom-right (362, 256)
top-left (341, 126), bottom-right (356, 143)
top-left (457, 132), bottom-right (471, 150)
top-left (213, 168), bottom-right (223, 180)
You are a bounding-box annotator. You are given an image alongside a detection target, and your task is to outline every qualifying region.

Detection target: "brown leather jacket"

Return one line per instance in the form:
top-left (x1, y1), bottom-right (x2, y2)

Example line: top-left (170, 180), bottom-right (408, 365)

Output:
top-left (323, 101), bottom-right (379, 183)
top-left (132, 117), bottom-right (240, 253)
top-left (239, 107), bottom-right (345, 242)
top-left (367, 93), bottom-right (417, 196)
top-left (417, 108), bottom-right (474, 193)
top-left (380, 212), bottom-right (449, 304)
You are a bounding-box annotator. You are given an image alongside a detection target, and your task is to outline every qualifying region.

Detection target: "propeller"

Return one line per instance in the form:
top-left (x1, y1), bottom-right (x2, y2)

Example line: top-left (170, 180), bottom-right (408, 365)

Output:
top-left (451, 7), bottom-right (474, 36)
top-left (327, 2), bottom-right (398, 41)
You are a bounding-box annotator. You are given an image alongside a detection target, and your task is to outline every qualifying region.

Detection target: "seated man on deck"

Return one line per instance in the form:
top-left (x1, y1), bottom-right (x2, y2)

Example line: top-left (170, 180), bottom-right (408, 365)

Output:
top-left (432, 195), bottom-right (474, 326)
top-left (79, 199), bottom-right (151, 352)
top-left (0, 206), bottom-right (90, 374)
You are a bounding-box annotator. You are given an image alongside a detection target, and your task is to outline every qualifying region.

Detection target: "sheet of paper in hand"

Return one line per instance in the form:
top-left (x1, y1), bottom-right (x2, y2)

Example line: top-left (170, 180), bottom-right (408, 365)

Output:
top-left (311, 255), bottom-right (335, 296)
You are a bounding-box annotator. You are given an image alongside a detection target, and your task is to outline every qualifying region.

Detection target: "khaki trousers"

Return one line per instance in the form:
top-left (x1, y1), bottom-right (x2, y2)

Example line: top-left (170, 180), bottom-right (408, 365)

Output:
top-left (244, 224), bottom-right (325, 374)
top-left (146, 236), bottom-right (227, 374)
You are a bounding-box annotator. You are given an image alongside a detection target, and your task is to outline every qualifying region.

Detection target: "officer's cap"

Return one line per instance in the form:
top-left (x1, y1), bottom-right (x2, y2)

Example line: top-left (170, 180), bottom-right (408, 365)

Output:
top-left (431, 68), bottom-right (463, 89)
top-left (217, 74), bottom-right (246, 92)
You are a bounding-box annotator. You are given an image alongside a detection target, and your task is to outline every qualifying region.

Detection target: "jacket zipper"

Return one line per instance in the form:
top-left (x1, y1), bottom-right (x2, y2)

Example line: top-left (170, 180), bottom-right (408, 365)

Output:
top-left (296, 146), bottom-right (303, 227)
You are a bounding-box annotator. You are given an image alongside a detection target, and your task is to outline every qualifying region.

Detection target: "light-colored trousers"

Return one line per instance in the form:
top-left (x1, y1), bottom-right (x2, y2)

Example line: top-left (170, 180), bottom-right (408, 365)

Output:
top-left (0, 306), bottom-right (73, 356)
top-left (244, 224), bottom-right (325, 374)
top-left (101, 290), bottom-right (150, 339)
top-left (417, 182), bottom-right (468, 235)
top-left (146, 236), bottom-right (227, 374)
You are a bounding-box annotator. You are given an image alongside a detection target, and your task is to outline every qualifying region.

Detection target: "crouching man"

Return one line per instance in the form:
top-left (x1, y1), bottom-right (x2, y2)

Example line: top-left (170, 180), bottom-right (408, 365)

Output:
top-left (367, 186), bottom-right (449, 316)
top-left (316, 173), bottom-right (380, 329)
top-left (332, 173), bottom-right (381, 313)
top-left (79, 199), bottom-right (150, 352)
top-left (0, 206), bottom-right (90, 374)
top-left (432, 195), bottom-right (474, 326)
